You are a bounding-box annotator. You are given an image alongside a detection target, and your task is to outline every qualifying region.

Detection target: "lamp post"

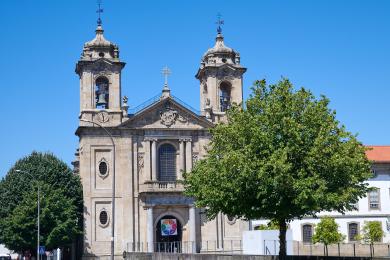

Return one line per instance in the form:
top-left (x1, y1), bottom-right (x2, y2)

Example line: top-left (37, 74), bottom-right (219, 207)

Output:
top-left (15, 169), bottom-right (40, 260)
top-left (80, 118), bottom-right (116, 260)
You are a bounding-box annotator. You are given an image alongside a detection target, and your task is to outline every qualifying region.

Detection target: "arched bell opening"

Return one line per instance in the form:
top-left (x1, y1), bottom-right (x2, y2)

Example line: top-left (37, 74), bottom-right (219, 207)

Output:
top-left (95, 76), bottom-right (109, 109)
top-left (155, 215), bottom-right (183, 253)
top-left (219, 81), bottom-right (231, 112)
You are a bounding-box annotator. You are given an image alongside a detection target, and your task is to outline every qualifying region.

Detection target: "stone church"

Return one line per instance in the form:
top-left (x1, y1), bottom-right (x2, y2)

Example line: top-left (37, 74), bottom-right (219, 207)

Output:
top-left (74, 19), bottom-right (248, 258)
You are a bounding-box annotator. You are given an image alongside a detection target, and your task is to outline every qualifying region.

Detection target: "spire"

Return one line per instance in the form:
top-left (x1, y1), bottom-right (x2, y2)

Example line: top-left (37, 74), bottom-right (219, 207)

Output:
top-left (161, 66), bottom-right (171, 98)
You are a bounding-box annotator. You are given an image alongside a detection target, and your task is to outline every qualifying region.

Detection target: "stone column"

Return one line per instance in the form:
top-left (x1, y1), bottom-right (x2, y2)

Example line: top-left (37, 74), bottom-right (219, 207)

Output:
top-left (189, 205), bottom-right (196, 253)
top-left (178, 139), bottom-right (185, 180)
top-left (144, 138), bottom-right (151, 181)
top-left (151, 139), bottom-right (157, 181)
top-left (147, 207), bottom-right (154, 252)
top-left (185, 139), bottom-right (192, 172)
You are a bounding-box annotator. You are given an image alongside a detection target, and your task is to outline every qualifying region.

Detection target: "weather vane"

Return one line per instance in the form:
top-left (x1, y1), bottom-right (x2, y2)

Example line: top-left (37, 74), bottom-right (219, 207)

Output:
top-left (96, 0), bottom-right (104, 26)
top-left (216, 13), bottom-right (224, 33)
top-left (162, 66), bottom-right (171, 86)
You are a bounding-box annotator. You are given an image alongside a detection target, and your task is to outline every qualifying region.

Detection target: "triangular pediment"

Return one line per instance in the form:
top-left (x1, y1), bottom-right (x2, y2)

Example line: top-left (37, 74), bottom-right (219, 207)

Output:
top-left (120, 97), bottom-right (214, 130)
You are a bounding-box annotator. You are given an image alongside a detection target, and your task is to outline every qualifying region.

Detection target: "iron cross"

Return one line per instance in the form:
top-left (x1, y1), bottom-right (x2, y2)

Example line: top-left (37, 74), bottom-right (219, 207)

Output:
top-left (96, 0), bottom-right (104, 25)
top-left (216, 13), bottom-right (224, 33)
top-left (162, 66), bottom-right (171, 86)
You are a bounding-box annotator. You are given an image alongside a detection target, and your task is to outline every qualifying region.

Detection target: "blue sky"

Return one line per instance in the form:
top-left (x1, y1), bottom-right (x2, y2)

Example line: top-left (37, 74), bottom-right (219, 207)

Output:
top-left (1, 0), bottom-right (389, 177)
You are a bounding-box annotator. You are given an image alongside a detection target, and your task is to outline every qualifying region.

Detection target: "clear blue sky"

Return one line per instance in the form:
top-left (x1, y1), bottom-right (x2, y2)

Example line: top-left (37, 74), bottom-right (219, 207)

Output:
top-left (1, 0), bottom-right (389, 177)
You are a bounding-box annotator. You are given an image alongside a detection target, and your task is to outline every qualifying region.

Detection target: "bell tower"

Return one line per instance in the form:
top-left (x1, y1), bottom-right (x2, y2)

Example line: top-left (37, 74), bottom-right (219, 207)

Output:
top-left (75, 17), bottom-right (126, 125)
top-left (195, 17), bottom-right (246, 123)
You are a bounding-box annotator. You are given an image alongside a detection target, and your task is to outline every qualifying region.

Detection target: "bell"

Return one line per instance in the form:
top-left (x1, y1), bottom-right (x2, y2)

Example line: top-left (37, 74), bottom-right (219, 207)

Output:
top-left (97, 93), bottom-right (107, 106)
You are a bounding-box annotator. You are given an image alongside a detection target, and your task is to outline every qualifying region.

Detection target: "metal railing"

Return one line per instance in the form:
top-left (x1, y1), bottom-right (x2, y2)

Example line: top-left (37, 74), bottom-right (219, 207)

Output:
top-left (125, 240), bottom-right (390, 257)
top-left (126, 240), bottom-right (243, 254)
top-left (127, 93), bottom-right (200, 116)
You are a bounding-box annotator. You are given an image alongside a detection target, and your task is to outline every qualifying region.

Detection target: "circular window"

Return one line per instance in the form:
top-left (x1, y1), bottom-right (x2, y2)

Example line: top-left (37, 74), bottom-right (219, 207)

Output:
top-left (222, 58), bottom-right (227, 63)
top-left (99, 161), bottom-right (108, 176)
top-left (99, 52), bottom-right (105, 57)
top-left (99, 210), bottom-right (109, 226)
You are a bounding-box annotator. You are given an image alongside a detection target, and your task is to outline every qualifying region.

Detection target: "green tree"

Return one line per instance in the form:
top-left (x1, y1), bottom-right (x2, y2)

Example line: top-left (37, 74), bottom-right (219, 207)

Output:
top-left (312, 217), bottom-right (345, 255)
top-left (0, 152), bottom-right (83, 255)
top-left (184, 79), bottom-right (372, 258)
top-left (362, 221), bottom-right (384, 244)
top-left (1, 183), bottom-right (80, 251)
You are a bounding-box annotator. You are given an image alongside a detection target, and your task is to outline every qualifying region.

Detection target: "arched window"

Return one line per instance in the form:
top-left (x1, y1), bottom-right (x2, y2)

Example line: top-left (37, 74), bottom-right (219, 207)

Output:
top-left (158, 144), bottom-right (177, 182)
top-left (348, 223), bottom-right (359, 241)
top-left (95, 77), bottom-right (109, 109)
top-left (302, 224), bottom-right (313, 243)
top-left (219, 81), bottom-right (231, 112)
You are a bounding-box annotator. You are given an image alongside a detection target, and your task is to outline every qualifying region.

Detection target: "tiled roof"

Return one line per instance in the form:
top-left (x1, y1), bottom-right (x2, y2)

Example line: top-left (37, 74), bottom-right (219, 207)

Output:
top-left (365, 146), bottom-right (390, 162)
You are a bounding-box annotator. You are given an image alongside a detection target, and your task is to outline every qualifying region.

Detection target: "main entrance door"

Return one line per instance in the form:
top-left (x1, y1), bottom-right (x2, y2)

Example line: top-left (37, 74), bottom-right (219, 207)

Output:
top-left (155, 215), bottom-right (182, 252)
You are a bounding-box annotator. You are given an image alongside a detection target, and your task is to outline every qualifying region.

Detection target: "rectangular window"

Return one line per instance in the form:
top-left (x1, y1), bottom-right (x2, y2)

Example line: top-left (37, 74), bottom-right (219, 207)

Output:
top-left (302, 224), bottom-right (313, 243)
top-left (368, 188), bottom-right (380, 209)
top-left (348, 223), bottom-right (359, 241)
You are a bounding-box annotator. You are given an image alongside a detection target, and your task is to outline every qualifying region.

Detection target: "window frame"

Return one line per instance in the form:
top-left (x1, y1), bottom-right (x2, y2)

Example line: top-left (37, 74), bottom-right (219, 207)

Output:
top-left (347, 222), bottom-right (360, 242)
top-left (368, 188), bottom-right (381, 210)
top-left (98, 208), bottom-right (110, 228)
top-left (158, 143), bottom-right (177, 182)
top-left (301, 223), bottom-right (314, 243)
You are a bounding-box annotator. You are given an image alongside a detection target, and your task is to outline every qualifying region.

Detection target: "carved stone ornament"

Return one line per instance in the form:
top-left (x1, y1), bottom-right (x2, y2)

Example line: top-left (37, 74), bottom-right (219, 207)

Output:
top-left (160, 109), bottom-right (178, 128)
top-left (138, 153), bottom-right (144, 173)
top-left (192, 153), bottom-right (199, 165)
top-left (96, 111), bottom-right (110, 123)
top-left (177, 114), bottom-right (188, 124)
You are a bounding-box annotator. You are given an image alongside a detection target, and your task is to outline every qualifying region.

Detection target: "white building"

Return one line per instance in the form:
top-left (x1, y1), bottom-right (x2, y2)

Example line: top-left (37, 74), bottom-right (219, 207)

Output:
top-left (253, 145), bottom-right (390, 243)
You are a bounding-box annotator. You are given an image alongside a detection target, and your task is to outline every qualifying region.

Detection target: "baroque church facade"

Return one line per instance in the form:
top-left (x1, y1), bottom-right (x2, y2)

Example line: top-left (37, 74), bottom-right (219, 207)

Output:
top-left (74, 20), bottom-right (248, 258)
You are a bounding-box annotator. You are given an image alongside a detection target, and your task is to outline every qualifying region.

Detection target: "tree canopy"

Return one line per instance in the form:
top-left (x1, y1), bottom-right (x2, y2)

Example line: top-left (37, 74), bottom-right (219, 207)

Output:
top-left (362, 221), bottom-right (384, 244)
top-left (0, 152), bottom-right (83, 254)
top-left (184, 79), bottom-right (372, 257)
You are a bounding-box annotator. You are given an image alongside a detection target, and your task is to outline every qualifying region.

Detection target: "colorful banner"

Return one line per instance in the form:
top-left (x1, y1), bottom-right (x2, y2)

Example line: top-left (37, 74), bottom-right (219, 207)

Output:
top-left (161, 219), bottom-right (177, 236)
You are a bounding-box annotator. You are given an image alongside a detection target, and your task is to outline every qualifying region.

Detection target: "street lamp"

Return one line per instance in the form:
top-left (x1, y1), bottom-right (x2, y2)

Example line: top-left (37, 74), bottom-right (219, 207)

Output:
top-left (79, 119), bottom-right (116, 260)
top-left (15, 169), bottom-right (40, 260)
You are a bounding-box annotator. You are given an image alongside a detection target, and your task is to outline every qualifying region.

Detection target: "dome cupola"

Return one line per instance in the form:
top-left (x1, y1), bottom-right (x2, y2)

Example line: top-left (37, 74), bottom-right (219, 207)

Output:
top-left (81, 24), bottom-right (119, 60)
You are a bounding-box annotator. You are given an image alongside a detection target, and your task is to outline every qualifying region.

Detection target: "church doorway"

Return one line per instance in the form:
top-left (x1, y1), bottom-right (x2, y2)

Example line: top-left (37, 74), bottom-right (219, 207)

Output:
top-left (155, 215), bottom-right (182, 252)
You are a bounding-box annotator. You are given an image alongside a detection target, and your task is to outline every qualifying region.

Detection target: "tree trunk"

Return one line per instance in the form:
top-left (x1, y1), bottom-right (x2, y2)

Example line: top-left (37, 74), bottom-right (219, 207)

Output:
top-left (278, 219), bottom-right (287, 259)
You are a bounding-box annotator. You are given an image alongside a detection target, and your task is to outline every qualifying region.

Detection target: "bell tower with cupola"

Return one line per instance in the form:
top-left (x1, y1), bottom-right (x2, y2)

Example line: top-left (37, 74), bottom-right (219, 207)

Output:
top-left (75, 17), bottom-right (126, 125)
top-left (195, 17), bottom-right (246, 123)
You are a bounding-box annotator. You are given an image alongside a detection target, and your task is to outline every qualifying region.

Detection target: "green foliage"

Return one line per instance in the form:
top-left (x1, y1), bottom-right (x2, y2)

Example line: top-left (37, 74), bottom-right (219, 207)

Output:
top-left (255, 220), bottom-right (279, 230)
top-left (312, 217), bottom-right (345, 245)
top-left (184, 78), bottom-right (372, 256)
top-left (0, 152), bottom-right (83, 253)
top-left (362, 221), bottom-right (384, 243)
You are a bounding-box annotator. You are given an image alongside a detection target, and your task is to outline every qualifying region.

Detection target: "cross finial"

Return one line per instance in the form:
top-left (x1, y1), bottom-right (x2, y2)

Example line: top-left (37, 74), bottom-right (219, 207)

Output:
top-left (162, 66), bottom-right (171, 87)
top-left (96, 0), bottom-right (104, 26)
top-left (216, 13), bottom-right (224, 34)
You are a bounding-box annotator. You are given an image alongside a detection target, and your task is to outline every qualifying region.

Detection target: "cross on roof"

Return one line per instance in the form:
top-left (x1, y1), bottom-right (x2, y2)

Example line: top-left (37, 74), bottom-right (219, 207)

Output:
top-left (216, 13), bottom-right (224, 33)
top-left (162, 66), bottom-right (171, 86)
top-left (96, 0), bottom-right (104, 26)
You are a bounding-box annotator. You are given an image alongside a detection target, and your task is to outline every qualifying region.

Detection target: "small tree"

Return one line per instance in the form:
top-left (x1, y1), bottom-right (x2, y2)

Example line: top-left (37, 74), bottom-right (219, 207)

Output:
top-left (184, 79), bottom-right (372, 258)
top-left (362, 221), bottom-right (384, 244)
top-left (312, 216), bottom-right (345, 256)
